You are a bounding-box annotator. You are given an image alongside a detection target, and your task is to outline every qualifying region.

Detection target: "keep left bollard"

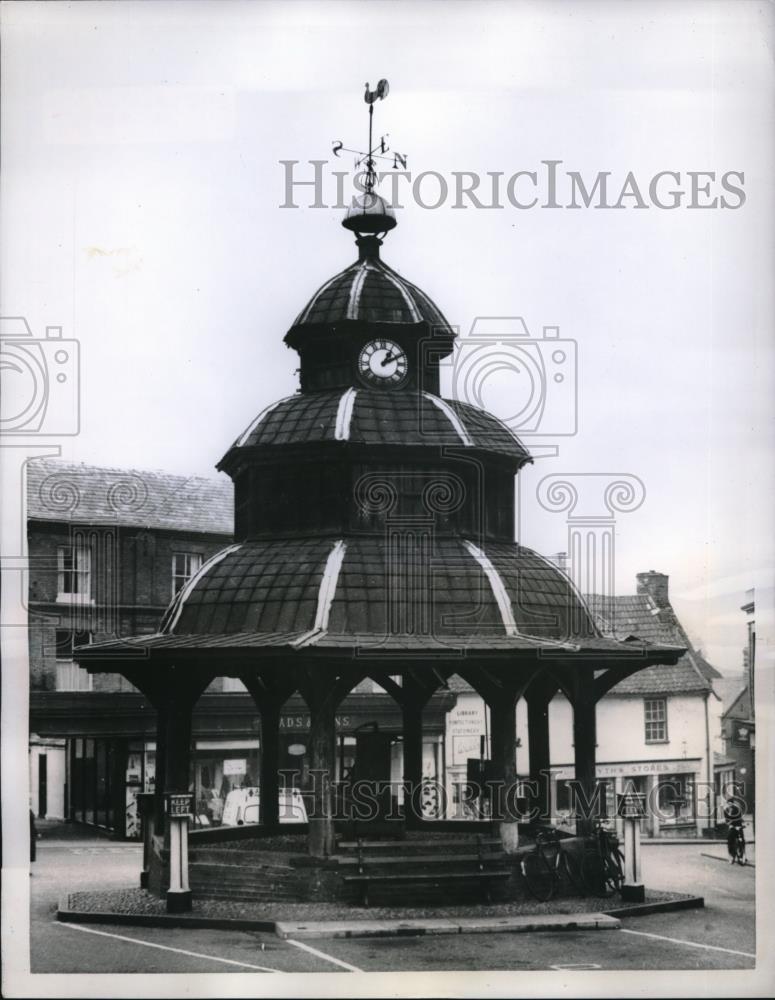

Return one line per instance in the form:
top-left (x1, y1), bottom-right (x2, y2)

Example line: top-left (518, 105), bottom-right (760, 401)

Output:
top-left (617, 790), bottom-right (646, 903)
top-left (165, 792), bottom-right (193, 913)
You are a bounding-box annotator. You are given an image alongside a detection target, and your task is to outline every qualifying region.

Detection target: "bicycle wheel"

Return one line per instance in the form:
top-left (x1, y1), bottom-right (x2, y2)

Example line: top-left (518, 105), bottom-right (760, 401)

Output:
top-left (603, 847), bottom-right (625, 894)
top-left (560, 849), bottom-right (586, 895)
top-left (521, 850), bottom-right (556, 902)
top-left (581, 851), bottom-right (612, 897)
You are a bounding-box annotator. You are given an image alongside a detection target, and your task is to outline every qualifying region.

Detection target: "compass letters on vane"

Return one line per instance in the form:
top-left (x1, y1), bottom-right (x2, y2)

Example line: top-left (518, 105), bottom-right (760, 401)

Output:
top-left (332, 79), bottom-right (407, 193)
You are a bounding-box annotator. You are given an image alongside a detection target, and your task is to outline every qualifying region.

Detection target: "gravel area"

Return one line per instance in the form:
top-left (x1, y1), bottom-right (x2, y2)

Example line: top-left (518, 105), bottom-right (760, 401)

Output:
top-left (64, 887), bottom-right (691, 922)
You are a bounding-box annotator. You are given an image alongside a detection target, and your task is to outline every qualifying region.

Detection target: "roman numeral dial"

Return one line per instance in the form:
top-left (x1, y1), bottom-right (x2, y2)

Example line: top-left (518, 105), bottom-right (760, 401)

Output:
top-left (357, 339), bottom-right (409, 387)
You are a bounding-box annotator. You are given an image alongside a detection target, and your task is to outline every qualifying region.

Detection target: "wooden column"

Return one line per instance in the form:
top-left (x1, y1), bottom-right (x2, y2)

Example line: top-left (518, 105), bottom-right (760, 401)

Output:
top-left (572, 678), bottom-right (598, 837)
top-left (488, 690), bottom-right (520, 853)
top-left (526, 690), bottom-right (552, 825)
top-left (402, 700), bottom-right (424, 829)
top-left (153, 699), bottom-right (169, 831)
top-left (307, 690), bottom-right (337, 858)
top-left (258, 701), bottom-right (281, 828)
top-left (242, 672), bottom-right (297, 829)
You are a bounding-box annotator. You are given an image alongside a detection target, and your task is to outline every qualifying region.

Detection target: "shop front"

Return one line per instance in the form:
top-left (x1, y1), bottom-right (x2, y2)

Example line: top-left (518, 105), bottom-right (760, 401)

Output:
top-left (36, 688), bottom-right (455, 839)
top-left (550, 758), bottom-right (704, 838)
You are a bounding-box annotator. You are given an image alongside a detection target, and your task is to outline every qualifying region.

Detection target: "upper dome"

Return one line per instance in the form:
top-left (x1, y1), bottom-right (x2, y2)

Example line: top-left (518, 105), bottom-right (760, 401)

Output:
top-left (288, 240), bottom-right (453, 338)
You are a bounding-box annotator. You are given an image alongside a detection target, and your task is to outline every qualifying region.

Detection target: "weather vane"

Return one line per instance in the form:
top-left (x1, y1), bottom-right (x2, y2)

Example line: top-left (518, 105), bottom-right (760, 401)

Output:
top-left (332, 79), bottom-right (407, 194)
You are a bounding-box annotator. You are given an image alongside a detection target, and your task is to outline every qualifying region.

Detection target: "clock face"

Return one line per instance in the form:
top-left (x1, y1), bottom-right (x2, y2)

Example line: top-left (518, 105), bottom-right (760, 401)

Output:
top-left (357, 339), bottom-right (409, 387)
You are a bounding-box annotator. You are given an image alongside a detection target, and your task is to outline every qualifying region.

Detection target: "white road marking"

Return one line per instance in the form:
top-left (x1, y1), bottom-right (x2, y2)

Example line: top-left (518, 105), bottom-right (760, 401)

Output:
top-left (619, 927), bottom-right (755, 959)
top-left (550, 963), bottom-right (602, 970)
top-left (285, 937), bottom-right (363, 972)
top-left (57, 922), bottom-right (283, 972)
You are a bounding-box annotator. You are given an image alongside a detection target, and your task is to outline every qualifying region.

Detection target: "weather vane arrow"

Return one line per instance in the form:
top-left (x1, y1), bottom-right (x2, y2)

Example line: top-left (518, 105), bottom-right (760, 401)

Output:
top-left (332, 79), bottom-right (407, 193)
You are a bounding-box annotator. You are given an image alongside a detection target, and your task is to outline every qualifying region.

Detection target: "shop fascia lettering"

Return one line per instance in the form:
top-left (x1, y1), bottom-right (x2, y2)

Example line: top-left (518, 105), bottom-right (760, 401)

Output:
top-left (279, 715), bottom-right (351, 730)
top-left (552, 759), bottom-right (702, 780)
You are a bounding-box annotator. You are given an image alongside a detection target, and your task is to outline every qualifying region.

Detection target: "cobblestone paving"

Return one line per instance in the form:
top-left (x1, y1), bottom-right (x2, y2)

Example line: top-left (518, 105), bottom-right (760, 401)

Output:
top-left (65, 886), bottom-right (688, 923)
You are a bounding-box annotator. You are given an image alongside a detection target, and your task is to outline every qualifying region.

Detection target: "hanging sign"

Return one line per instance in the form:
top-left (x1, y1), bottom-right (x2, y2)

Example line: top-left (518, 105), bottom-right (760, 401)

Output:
top-left (223, 759), bottom-right (247, 776)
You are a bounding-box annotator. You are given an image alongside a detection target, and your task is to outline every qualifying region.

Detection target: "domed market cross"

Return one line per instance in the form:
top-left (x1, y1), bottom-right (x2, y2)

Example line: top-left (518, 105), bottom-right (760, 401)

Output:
top-left (76, 83), bottom-right (684, 911)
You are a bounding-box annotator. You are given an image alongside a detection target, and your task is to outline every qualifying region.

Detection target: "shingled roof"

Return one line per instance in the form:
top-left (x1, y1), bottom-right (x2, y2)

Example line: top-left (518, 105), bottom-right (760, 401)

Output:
top-left (26, 459), bottom-right (233, 535)
top-left (585, 592), bottom-right (721, 696)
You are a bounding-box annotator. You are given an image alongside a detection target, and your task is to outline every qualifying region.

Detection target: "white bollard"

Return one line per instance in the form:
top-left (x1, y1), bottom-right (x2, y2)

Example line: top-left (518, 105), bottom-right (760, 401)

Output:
top-left (617, 791), bottom-right (646, 903)
top-left (165, 793), bottom-right (193, 913)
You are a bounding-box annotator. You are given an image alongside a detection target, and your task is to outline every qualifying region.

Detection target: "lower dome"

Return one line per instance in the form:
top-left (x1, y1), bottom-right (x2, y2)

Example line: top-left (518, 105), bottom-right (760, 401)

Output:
top-left (160, 536), bottom-right (598, 646)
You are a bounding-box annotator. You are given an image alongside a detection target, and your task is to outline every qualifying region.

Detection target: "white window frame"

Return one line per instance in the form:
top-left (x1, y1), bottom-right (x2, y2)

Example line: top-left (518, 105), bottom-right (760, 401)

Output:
top-left (57, 543), bottom-right (93, 604)
top-left (172, 552), bottom-right (203, 598)
top-left (644, 697), bottom-right (668, 743)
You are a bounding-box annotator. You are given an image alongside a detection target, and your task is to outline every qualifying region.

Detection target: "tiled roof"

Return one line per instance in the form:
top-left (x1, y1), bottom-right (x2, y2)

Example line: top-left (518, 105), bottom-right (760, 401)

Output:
top-left (26, 459), bottom-right (233, 535)
top-left (289, 255), bottom-right (452, 334)
top-left (222, 390), bottom-right (530, 463)
top-left (157, 537), bottom-right (599, 642)
top-left (586, 592), bottom-right (719, 695)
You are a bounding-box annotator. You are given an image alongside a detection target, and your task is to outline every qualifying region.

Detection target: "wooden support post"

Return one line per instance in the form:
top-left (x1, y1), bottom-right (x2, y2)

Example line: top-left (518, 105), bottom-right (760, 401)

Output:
top-left (572, 680), bottom-right (598, 838)
top-left (162, 695), bottom-right (194, 850)
top-left (153, 699), bottom-right (169, 832)
top-left (308, 692), bottom-right (337, 858)
top-left (136, 792), bottom-right (156, 889)
top-left (402, 700), bottom-right (424, 829)
top-left (526, 692), bottom-right (552, 825)
top-left (488, 691), bottom-right (520, 854)
top-left (259, 701), bottom-right (281, 828)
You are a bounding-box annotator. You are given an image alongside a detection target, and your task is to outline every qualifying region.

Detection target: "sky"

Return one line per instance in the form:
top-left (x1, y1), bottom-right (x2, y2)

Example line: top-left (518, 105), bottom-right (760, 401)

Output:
top-left (2, 0), bottom-right (773, 672)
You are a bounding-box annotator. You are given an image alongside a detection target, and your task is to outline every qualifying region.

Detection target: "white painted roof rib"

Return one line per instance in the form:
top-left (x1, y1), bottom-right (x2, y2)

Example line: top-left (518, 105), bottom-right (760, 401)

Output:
top-left (376, 263), bottom-right (422, 322)
top-left (334, 388), bottom-right (358, 441)
top-left (294, 264), bottom-right (357, 325)
top-left (346, 262), bottom-right (371, 319)
top-left (463, 540), bottom-right (519, 637)
top-left (423, 392), bottom-right (474, 446)
top-left (235, 397), bottom-right (291, 447)
top-left (163, 544), bottom-right (243, 634)
top-left (292, 539), bottom-right (347, 648)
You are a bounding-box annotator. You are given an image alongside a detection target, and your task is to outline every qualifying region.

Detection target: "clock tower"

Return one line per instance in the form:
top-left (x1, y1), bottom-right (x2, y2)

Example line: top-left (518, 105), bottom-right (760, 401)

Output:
top-left (284, 205), bottom-right (455, 396)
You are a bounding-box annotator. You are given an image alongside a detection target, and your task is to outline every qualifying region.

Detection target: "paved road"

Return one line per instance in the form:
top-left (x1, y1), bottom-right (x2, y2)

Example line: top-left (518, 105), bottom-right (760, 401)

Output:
top-left (30, 841), bottom-right (756, 975)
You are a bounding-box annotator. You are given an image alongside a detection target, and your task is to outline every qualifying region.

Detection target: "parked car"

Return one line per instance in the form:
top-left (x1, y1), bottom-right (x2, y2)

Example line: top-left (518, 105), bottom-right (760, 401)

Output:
top-left (221, 787), bottom-right (308, 826)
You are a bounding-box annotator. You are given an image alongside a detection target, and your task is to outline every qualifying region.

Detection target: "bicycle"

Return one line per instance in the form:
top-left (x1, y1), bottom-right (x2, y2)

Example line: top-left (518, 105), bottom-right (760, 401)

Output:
top-left (727, 822), bottom-right (747, 865)
top-left (520, 828), bottom-right (586, 902)
top-left (580, 820), bottom-right (624, 897)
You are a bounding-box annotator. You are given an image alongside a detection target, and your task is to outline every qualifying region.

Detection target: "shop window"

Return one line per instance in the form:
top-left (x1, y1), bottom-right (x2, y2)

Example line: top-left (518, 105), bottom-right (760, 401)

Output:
top-left (172, 552), bottom-right (203, 597)
top-left (644, 698), bottom-right (667, 743)
top-left (57, 543), bottom-right (92, 603)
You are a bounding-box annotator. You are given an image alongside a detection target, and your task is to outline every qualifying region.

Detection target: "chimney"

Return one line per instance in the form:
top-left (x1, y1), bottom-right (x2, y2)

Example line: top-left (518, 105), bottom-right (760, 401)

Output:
top-left (636, 570), bottom-right (669, 608)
